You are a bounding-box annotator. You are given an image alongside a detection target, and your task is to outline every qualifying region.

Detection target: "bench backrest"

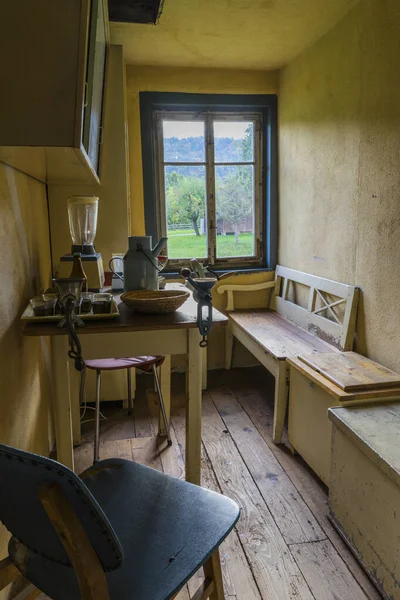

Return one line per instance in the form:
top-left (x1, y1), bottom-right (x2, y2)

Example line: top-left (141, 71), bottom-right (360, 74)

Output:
top-left (272, 266), bottom-right (359, 351)
top-left (216, 266), bottom-right (359, 351)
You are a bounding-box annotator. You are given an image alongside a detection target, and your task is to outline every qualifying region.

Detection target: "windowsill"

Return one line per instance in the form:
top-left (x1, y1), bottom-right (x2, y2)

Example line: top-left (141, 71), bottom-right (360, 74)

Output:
top-left (162, 266), bottom-right (273, 280)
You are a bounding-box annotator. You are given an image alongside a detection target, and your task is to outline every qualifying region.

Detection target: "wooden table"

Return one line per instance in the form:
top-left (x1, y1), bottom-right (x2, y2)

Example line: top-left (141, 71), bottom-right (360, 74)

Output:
top-left (23, 287), bottom-right (228, 485)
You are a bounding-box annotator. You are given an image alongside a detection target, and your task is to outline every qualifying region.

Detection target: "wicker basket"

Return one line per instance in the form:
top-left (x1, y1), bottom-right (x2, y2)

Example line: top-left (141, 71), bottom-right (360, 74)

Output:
top-left (120, 289), bottom-right (190, 314)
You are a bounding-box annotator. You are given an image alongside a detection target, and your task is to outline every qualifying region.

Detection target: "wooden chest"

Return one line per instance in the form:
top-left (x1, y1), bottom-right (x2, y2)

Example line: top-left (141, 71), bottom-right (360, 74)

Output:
top-left (329, 404), bottom-right (400, 599)
top-left (287, 352), bottom-right (400, 485)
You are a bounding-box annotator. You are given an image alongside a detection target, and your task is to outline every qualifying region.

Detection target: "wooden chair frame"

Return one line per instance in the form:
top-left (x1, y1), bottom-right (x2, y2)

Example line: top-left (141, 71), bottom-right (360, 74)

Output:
top-left (0, 556), bottom-right (41, 599)
top-left (0, 482), bottom-right (224, 600)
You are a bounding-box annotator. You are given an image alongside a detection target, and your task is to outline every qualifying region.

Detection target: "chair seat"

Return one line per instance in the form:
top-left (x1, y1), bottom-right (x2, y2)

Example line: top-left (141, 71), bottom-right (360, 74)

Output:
top-left (84, 356), bottom-right (165, 372)
top-left (10, 459), bottom-right (239, 600)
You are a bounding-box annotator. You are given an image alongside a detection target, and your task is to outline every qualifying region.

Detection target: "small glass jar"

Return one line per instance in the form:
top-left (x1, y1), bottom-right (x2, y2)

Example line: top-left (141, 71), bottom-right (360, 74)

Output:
top-left (30, 295), bottom-right (57, 317)
top-left (92, 293), bottom-right (113, 314)
top-left (80, 292), bottom-right (94, 314)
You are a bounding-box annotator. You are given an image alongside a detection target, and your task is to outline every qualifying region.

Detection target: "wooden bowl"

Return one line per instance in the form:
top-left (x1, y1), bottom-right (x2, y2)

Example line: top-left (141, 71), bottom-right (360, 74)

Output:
top-left (120, 289), bottom-right (190, 314)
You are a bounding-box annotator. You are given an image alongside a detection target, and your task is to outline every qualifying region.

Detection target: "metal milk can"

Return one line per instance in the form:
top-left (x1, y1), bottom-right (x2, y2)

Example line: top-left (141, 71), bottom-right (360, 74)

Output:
top-left (122, 236), bottom-right (167, 291)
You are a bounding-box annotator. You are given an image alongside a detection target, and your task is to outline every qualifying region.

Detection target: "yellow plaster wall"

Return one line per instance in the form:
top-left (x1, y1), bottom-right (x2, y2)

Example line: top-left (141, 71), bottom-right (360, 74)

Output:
top-left (126, 65), bottom-right (279, 235)
top-left (279, 0), bottom-right (400, 370)
top-left (0, 162), bottom-right (53, 563)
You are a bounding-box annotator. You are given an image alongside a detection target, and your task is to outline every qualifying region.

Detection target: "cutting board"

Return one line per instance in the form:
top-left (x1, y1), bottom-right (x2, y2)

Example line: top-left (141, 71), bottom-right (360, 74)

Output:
top-left (298, 351), bottom-right (400, 392)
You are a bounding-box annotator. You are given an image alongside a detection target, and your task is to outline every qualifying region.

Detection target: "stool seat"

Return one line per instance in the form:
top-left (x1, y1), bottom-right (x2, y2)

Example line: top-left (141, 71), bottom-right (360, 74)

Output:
top-left (85, 356), bottom-right (164, 372)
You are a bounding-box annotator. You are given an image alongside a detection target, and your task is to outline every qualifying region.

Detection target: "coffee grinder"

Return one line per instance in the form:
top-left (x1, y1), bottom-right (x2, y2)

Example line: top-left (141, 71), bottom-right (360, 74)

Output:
top-left (58, 196), bottom-right (105, 291)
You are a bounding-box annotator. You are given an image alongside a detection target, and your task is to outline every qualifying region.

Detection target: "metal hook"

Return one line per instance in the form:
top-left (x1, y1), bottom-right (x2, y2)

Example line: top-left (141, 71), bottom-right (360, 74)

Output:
top-left (200, 336), bottom-right (208, 348)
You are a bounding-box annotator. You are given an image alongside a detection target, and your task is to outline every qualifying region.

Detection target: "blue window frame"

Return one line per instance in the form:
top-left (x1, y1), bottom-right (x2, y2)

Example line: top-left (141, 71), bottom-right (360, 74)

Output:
top-left (140, 92), bottom-right (278, 271)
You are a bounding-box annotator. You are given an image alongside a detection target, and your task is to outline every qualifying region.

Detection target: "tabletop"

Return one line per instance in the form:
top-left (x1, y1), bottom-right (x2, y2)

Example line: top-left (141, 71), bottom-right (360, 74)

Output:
top-left (22, 284), bottom-right (228, 337)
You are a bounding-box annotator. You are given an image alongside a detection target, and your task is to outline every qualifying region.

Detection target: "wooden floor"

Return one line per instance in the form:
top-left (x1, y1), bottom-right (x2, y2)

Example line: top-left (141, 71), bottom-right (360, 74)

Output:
top-left (48, 368), bottom-right (382, 600)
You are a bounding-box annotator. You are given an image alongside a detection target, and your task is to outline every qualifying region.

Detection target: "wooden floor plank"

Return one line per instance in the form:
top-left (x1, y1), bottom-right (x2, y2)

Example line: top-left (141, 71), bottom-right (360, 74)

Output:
top-left (131, 436), bottom-right (163, 471)
top-left (74, 441), bottom-right (94, 475)
top-left (171, 403), bottom-right (262, 600)
top-left (113, 411), bottom-right (136, 441)
top-left (200, 454), bottom-right (262, 600)
top-left (147, 389), bottom-right (186, 479)
top-left (291, 540), bottom-right (369, 600)
top-left (96, 438), bottom-right (134, 462)
top-left (133, 389), bottom-right (154, 438)
top-left (200, 392), bottom-right (314, 600)
top-left (80, 410), bottom-right (116, 443)
top-left (173, 585), bottom-right (191, 600)
top-left (80, 405), bottom-right (136, 443)
top-left (75, 438), bottom-right (134, 473)
top-left (209, 385), bottom-right (326, 545)
top-left (235, 370), bottom-right (382, 600)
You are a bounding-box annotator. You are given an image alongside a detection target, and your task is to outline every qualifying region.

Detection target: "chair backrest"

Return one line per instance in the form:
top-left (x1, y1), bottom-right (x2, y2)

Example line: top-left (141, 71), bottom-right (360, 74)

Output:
top-left (0, 443), bottom-right (123, 571)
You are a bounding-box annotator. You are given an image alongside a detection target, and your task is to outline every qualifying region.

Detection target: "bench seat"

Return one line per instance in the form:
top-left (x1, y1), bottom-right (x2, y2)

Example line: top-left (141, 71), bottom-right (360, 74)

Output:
top-left (230, 309), bottom-right (338, 361)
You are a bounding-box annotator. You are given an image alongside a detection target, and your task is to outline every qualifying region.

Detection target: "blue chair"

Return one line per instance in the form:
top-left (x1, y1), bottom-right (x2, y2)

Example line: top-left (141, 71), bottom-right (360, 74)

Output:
top-left (0, 443), bottom-right (239, 600)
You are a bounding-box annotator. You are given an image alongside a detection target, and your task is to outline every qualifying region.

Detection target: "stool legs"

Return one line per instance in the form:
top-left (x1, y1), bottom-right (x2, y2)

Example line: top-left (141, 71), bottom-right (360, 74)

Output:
top-left (94, 369), bottom-right (101, 464)
top-left (127, 369), bottom-right (133, 416)
top-left (152, 364), bottom-right (172, 446)
top-left (92, 363), bottom-right (170, 464)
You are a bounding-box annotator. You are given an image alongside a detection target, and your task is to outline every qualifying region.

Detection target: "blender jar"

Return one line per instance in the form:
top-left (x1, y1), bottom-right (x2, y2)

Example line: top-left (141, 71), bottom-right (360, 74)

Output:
top-left (68, 196), bottom-right (99, 255)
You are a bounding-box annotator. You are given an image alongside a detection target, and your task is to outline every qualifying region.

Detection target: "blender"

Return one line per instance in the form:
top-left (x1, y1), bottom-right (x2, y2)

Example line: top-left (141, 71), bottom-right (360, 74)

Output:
top-left (58, 196), bottom-right (105, 291)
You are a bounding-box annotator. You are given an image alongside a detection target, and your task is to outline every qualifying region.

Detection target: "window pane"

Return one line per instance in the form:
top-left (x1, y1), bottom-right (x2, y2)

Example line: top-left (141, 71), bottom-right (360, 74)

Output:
top-left (163, 120), bottom-right (205, 163)
top-left (215, 165), bottom-right (255, 258)
top-left (165, 166), bottom-right (207, 259)
top-left (213, 121), bottom-right (254, 163)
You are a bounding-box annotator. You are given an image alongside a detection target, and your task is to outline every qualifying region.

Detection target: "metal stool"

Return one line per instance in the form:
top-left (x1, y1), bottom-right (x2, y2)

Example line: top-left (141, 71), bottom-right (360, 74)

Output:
top-left (84, 356), bottom-right (172, 463)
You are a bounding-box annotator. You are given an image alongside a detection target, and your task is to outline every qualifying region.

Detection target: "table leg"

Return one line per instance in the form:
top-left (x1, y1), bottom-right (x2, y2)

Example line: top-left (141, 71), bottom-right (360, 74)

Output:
top-left (159, 354), bottom-right (171, 435)
top-left (201, 346), bottom-right (207, 391)
top-left (186, 329), bottom-right (202, 485)
top-left (51, 336), bottom-right (75, 471)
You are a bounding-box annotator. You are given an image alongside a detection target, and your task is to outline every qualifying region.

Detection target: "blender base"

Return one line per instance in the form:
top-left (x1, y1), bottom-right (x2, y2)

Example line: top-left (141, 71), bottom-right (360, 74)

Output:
top-left (59, 253), bottom-right (105, 291)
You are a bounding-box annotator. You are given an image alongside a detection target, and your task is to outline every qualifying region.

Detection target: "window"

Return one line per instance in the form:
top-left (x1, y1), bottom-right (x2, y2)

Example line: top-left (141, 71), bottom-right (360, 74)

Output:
top-left (154, 112), bottom-right (262, 267)
top-left (140, 93), bottom-right (277, 271)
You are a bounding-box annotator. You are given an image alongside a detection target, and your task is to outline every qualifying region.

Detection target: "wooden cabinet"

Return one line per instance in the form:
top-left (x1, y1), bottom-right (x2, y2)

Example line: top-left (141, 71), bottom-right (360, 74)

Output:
top-left (287, 352), bottom-right (400, 486)
top-left (0, 0), bottom-right (109, 185)
top-left (83, 0), bottom-right (108, 175)
top-left (329, 404), bottom-right (400, 599)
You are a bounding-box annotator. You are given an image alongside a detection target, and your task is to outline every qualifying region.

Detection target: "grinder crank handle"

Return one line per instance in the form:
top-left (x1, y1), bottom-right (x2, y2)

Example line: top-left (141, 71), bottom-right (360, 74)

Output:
top-left (180, 268), bottom-right (210, 300)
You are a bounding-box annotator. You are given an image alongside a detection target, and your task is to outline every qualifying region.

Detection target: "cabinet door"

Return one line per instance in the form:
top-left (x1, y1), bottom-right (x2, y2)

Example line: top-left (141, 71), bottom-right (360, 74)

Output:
top-left (83, 0), bottom-right (107, 174)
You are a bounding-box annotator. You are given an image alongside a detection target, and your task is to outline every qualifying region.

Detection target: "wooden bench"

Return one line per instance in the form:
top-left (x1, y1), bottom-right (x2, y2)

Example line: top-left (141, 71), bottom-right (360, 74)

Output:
top-left (217, 265), bottom-right (359, 444)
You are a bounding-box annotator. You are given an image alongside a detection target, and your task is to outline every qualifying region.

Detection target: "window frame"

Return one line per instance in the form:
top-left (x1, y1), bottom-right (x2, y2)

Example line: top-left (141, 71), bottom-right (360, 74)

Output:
top-left (140, 92), bottom-right (278, 272)
top-left (155, 110), bottom-right (263, 268)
